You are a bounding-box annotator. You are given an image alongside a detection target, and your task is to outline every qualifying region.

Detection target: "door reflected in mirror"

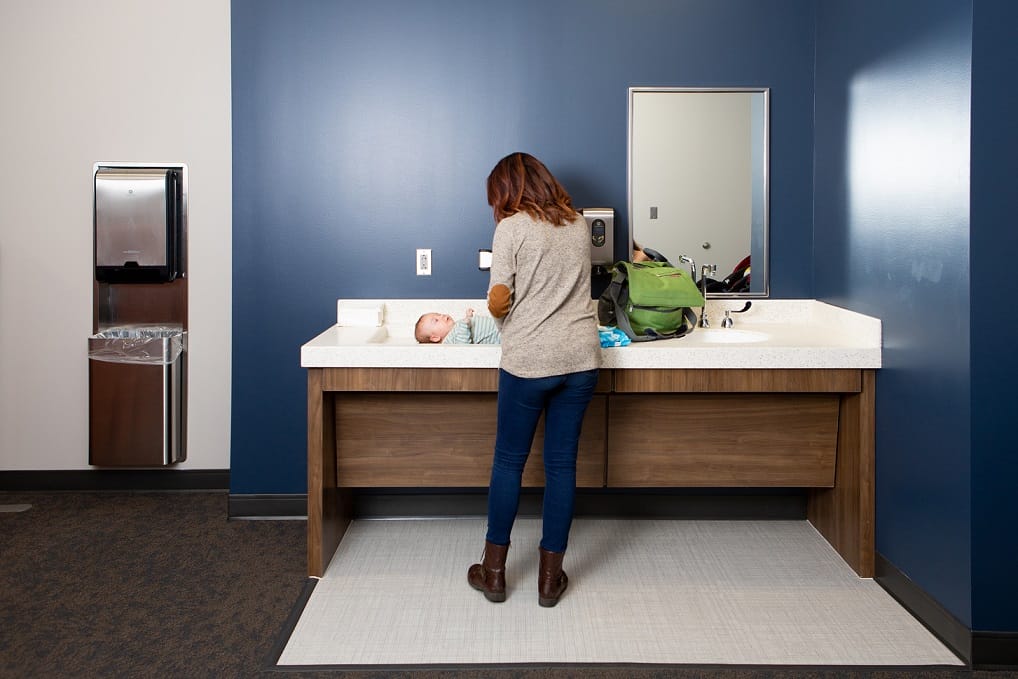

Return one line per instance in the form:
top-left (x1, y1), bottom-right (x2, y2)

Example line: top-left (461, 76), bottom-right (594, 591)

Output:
top-left (628, 87), bottom-right (769, 297)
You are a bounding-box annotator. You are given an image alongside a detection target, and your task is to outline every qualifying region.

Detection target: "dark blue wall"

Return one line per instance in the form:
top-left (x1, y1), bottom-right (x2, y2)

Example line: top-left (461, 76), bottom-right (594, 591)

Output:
top-left (232, 0), bottom-right (1018, 638)
top-left (970, 0), bottom-right (1018, 633)
top-left (814, 1), bottom-right (974, 626)
top-left (230, 0), bottom-right (816, 495)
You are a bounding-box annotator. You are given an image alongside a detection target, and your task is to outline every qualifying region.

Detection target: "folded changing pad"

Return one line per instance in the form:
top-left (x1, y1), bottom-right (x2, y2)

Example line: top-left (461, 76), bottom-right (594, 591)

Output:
top-left (337, 302), bottom-right (385, 327)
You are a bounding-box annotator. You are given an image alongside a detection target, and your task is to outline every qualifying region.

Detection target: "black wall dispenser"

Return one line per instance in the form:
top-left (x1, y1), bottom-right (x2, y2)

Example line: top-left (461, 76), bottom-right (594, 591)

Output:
top-left (94, 165), bottom-right (183, 283)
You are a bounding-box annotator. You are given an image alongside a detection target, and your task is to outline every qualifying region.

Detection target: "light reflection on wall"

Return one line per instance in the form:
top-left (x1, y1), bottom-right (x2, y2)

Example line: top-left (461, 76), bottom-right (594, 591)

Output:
top-left (815, 0), bottom-right (975, 633)
top-left (847, 67), bottom-right (969, 240)
top-left (845, 39), bottom-right (970, 302)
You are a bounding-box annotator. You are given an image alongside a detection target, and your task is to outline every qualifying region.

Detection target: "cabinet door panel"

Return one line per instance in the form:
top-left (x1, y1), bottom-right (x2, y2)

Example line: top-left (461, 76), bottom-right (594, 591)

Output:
top-left (334, 394), bottom-right (605, 487)
top-left (607, 394), bottom-right (838, 486)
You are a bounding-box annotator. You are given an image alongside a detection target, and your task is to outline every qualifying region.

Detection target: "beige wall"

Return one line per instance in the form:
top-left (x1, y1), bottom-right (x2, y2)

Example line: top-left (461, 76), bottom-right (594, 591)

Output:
top-left (0, 0), bottom-right (232, 470)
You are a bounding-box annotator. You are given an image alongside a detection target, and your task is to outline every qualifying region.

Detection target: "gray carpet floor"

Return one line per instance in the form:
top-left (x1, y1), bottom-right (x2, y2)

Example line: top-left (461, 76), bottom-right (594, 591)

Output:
top-left (1, 491), bottom-right (1011, 679)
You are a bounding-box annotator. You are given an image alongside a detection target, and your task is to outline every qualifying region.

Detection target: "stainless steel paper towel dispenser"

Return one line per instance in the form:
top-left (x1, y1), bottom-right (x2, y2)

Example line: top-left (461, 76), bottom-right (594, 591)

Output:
top-left (94, 165), bottom-right (183, 283)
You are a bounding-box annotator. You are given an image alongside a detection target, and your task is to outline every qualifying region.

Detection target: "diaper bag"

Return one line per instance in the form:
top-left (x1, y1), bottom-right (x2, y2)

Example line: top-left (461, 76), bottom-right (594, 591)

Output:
top-left (597, 261), bottom-right (705, 341)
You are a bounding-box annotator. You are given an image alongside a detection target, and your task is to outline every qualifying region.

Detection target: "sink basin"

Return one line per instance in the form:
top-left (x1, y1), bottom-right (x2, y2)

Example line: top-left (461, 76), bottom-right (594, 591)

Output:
top-left (692, 328), bottom-right (769, 343)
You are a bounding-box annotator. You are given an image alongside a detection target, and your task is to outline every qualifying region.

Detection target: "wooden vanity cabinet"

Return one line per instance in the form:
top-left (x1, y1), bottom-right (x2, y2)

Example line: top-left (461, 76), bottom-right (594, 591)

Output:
top-left (307, 366), bottom-right (874, 579)
top-left (607, 393), bottom-right (839, 487)
top-left (607, 369), bottom-right (855, 488)
top-left (332, 392), bottom-right (607, 487)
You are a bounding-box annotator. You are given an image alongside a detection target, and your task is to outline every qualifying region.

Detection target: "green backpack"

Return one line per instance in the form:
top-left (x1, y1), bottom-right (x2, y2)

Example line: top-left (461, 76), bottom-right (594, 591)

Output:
top-left (597, 261), bottom-right (705, 341)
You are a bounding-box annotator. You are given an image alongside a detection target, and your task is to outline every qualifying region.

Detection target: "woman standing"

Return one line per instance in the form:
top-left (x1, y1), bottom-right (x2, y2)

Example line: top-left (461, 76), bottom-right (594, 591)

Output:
top-left (467, 153), bottom-right (601, 607)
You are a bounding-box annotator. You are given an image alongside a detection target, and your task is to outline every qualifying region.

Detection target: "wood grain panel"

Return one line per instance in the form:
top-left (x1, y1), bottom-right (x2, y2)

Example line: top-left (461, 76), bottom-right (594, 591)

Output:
top-left (607, 394), bottom-right (839, 486)
top-left (321, 368), bottom-right (499, 392)
top-left (334, 394), bottom-right (606, 487)
top-left (88, 359), bottom-right (168, 466)
top-left (613, 369), bottom-right (861, 393)
top-left (94, 279), bottom-right (188, 331)
top-left (808, 370), bottom-right (875, 576)
top-left (307, 370), bottom-right (351, 577)
top-left (320, 368), bottom-right (613, 393)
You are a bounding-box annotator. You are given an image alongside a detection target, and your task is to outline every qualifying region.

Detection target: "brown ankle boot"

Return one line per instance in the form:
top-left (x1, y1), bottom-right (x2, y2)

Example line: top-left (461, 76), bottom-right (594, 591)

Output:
top-left (467, 540), bottom-right (509, 602)
top-left (538, 547), bottom-right (568, 607)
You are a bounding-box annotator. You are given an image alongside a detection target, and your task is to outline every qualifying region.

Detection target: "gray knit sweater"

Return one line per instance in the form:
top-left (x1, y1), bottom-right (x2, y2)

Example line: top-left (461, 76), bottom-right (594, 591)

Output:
top-left (488, 211), bottom-right (601, 378)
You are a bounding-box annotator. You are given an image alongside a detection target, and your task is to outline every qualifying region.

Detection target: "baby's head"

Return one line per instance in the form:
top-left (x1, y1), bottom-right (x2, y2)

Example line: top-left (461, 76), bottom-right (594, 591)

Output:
top-left (415, 312), bottom-right (455, 343)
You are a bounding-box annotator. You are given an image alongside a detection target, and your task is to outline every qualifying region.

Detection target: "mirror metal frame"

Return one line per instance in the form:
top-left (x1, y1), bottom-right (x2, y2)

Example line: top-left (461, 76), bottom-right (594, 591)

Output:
top-left (627, 86), bottom-right (770, 298)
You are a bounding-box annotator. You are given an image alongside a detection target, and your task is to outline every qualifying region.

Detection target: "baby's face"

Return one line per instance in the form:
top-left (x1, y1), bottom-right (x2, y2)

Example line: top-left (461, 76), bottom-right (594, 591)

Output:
top-left (419, 313), bottom-right (455, 342)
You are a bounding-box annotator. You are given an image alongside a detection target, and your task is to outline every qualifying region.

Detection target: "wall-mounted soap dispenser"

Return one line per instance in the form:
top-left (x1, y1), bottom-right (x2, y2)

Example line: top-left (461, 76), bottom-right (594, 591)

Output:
top-left (89, 163), bottom-right (188, 467)
top-left (582, 207), bottom-right (615, 269)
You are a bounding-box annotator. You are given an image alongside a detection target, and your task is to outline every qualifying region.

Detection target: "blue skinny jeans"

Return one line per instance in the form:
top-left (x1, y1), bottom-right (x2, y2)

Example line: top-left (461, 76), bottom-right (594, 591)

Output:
top-left (485, 368), bottom-right (599, 553)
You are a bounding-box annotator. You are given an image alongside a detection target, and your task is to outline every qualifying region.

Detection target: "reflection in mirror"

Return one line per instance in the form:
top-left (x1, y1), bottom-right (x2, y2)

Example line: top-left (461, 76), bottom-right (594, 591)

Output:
top-left (628, 87), bottom-right (769, 297)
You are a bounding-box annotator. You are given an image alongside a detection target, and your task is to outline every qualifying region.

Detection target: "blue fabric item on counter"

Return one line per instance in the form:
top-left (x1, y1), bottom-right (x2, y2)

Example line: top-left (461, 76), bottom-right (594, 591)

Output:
top-left (598, 326), bottom-right (631, 347)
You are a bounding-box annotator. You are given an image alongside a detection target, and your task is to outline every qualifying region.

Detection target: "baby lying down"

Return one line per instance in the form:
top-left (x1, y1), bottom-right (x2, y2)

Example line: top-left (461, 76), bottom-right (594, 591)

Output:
top-left (415, 308), bottom-right (501, 344)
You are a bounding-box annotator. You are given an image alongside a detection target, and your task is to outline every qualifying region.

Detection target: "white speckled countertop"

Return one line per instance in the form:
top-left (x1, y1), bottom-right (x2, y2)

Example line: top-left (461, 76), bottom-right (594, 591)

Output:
top-left (300, 299), bottom-right (882, 369)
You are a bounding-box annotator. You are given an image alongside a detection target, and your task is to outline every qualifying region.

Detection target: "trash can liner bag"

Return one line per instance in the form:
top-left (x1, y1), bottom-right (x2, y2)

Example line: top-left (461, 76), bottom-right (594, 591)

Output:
top-left (88, 326), bottom-right (185, 365)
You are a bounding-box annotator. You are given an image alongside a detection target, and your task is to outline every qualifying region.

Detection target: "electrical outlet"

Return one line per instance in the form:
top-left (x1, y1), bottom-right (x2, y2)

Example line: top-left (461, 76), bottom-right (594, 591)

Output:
top-left (416, 248), bottom-right (432, 276)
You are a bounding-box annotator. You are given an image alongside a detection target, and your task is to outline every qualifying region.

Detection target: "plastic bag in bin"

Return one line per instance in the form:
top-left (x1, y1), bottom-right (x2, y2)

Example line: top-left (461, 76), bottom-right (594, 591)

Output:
top-left (88, 325), bottom-right (185, 365)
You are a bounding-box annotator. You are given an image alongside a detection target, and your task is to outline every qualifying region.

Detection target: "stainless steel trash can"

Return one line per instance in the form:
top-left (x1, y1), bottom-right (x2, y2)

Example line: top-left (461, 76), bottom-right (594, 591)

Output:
top-left (88, 325), bottom-right (187, 466)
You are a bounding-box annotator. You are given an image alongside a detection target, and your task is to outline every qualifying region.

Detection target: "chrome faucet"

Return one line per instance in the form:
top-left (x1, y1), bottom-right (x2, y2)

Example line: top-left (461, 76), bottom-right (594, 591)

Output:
top-left (678, 254), bottom-right (696, 282)
top-left (721, 301), bottom-right (753, 328)
top-left (699, 264), bottom-right (716, 327)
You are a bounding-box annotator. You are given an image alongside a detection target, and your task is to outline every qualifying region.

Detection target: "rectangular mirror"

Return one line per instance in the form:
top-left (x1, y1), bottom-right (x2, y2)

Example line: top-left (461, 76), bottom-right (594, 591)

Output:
top-left (628, 87), bottom-right (769, 297)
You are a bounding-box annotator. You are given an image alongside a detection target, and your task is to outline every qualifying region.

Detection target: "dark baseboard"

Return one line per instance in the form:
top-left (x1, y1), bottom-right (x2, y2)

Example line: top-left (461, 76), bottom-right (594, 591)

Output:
top-left (577, 488), bottom-right (808, 520)
top-left (972, 630), bottom-right (1018, 669)
top-left (228, 488), bottom-right (807, 520)
top-left (229, 493), bottom-right (308, 518)
top-left (875, 552), bottom-right (971, 664)
top-left (876, 552), bottom-right (1018, 668)
top-left (353, 488), bottom-right (807, 520)
top-left (0, 469), bottom-right (229, 492)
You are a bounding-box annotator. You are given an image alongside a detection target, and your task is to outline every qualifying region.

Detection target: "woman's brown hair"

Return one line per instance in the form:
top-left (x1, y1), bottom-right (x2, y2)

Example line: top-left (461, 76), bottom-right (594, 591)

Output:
top-left (486, 152), bottom-right (579, 226)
